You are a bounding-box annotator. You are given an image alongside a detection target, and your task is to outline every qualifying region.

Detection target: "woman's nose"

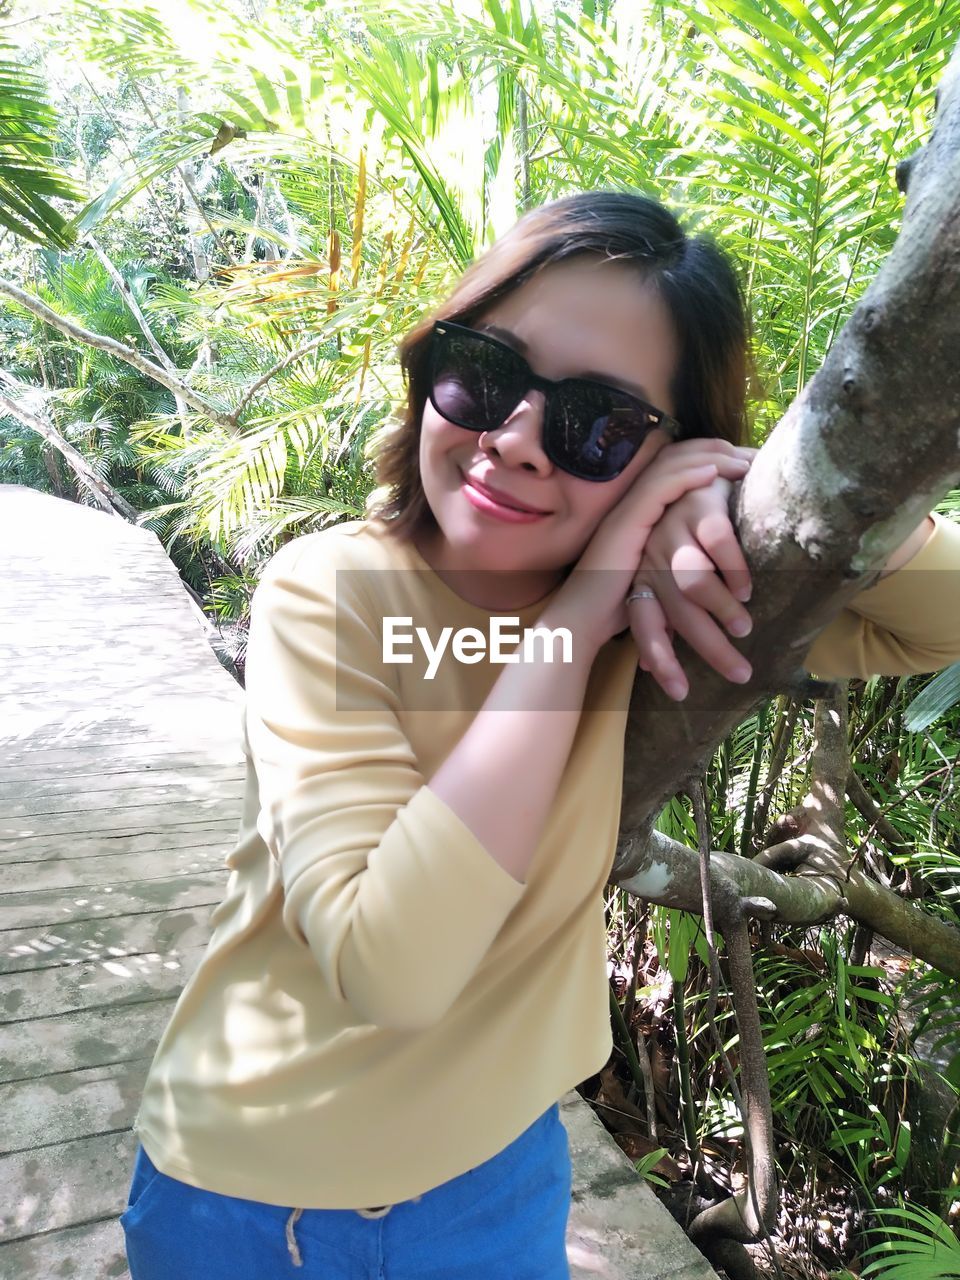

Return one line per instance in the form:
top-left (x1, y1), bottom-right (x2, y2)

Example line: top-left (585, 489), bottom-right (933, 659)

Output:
top-left (479, 390), bottom-right (552, 472)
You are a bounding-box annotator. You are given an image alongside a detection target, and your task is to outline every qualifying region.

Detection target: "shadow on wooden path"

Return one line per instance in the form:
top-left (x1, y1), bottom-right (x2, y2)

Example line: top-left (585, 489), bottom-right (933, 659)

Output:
top-left (0, 485), bottom-right (717, 1280)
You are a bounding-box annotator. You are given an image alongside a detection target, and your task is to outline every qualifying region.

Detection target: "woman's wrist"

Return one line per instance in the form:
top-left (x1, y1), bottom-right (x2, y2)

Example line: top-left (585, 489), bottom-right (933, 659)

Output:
top-left (538, 584), bottom-right (619, 664)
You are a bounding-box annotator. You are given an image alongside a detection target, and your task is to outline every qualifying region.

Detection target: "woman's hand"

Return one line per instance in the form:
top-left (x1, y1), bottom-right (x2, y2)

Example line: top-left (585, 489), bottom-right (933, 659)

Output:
top-left (627, 469), bottom-right (757, 700)
top-left (552, 438), bottom-right (755, 654)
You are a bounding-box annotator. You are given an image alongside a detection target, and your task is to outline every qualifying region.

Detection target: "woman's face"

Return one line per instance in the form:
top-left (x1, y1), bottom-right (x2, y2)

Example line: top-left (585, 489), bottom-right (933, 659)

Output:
top-left (415, 255), bottom-right (680, 606)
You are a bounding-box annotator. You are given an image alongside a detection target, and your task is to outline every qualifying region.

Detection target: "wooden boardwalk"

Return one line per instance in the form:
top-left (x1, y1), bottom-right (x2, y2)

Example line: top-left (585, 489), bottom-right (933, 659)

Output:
top-left (0, 484), bottom-right (717, 1280)
top-left (0, 486), bottom-right (245, 1278)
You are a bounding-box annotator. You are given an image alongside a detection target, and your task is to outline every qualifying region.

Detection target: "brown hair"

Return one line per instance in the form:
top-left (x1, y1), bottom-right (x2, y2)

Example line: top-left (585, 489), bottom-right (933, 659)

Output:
top-left (364, 190), bottom-right (751, 542)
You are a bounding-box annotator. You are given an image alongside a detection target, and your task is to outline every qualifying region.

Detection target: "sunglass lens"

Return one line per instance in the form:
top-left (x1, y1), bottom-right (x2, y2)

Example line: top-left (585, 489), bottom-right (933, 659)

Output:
top-left (548, 387), bottom-right (660, 479)
top-left (430, 330), bottom-right (522, 430)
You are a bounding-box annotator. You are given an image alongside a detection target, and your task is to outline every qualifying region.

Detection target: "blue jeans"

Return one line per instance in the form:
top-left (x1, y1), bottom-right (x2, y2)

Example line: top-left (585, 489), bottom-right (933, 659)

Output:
top-left (121, 1102), bottom-right (572, 1279)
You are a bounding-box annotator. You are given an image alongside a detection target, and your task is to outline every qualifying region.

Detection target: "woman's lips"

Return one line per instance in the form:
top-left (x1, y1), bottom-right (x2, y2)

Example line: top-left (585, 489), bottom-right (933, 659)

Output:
top-left (460, 473), bottom-right (550, 523)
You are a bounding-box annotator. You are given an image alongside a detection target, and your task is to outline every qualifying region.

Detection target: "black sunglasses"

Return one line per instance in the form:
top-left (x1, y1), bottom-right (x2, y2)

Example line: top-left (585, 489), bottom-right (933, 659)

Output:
top-left (427, 320), bottom-right (683, 482)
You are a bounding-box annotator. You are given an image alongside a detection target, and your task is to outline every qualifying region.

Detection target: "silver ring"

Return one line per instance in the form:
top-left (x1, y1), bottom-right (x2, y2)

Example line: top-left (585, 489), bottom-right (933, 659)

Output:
top-left (627, 589), bottom-right (657, 603)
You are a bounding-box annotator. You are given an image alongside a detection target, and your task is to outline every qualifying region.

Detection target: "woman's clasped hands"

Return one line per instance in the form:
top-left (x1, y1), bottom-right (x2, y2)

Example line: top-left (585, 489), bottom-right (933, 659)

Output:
top-left (562, 437), bottom-right (758, 698)
top-left (630, 439), bottom-right (760, 700)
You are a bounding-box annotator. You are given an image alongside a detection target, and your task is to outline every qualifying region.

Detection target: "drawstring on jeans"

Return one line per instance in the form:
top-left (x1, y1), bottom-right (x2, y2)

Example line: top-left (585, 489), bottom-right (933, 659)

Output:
top-left (285, 1193), bottom-right (424, 1264)
top-left (286, 1206), bottom-right (304, 1267)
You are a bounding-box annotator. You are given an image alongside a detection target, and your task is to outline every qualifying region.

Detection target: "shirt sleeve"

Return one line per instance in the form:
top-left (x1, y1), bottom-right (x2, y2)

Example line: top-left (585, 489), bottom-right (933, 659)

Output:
top-left (243, 533), bottom-right (526, 1032)
top-left (803, 512), bottom-right (960, 679)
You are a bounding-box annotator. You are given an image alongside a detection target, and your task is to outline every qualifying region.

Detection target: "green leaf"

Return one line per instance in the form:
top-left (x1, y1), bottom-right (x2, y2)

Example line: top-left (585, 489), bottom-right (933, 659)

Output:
top-left (633, 1147), bottom-right (671, 1188)
top-left (0, 45), bottom-right (83, 246)
top-left (252, 70), bottom-right (282, 119)
top-left (904, 662), bottom-right (960, 731)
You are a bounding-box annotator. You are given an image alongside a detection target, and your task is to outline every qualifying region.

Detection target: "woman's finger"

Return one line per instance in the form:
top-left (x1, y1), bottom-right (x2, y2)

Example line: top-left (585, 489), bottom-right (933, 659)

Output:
top-left (627, 588), bottom-right (689, 700)
top-left (659, 587), bottom-right (754, 685)
top-left (693, 510), bottom-right (753, 603)
top-left (669, 541), bottom-right (753, 637)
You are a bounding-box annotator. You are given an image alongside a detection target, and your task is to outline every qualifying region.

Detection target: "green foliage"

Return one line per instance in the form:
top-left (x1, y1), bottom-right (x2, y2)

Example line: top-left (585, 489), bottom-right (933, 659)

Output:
top-left (0, 40), bottom-right (83, 246)
top-left (686, 928), bottom-right (923, 1190)
top-left (632, 1145), bottom-right (672, 1188)
top-left (861, 1200), bottom-right (960, 1279)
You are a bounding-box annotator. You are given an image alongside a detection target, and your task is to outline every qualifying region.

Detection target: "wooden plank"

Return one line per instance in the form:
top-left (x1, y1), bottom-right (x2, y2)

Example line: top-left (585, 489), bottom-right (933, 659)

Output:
top-left (0, 617), bottom-right (219, 636)
top-left (1, 1130), bottom-right (137, 1241)
top-left (3, 717), bottom-right (242, 755)
top-left (2, 844), bottom-right (231, 893)
top-left (0, 999), bottom-right (175, 1082)
top-left (0, 746), bottom-right (244, 783)
top-left (0, 872), bottom-right (226, 930)
top-left (0, 776), bottom-right (246, 819)
top-left (0, 763), bottom-right (241, 795)
top-left (3, 723), bottom-right (242, 758)
top-left (0, 944), bottom-right (205, 1021)
top-left (0, 823), bottom-right (239, 866)
top-left (1, 905), bottom-right (217, 974)
top-left (1, 657), bottom-right (225, 678)
top-left (5, 682), bottom-right (236, 707)
top-left (7, 679), bottom-right (228, 700)
top-left (1, 618), bottom-right (209, 635)
top-left (0, 800), bottom-right (241, 843)
top-left (3, 1057), bottom-right (151, 1154)
top-left (0, 1216), bottom-right (129, 1280)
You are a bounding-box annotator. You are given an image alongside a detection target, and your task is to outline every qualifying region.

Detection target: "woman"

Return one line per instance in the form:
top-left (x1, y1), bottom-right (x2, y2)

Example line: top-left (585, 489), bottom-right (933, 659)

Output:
top-left (121, 191), bottom-right (960, 1279)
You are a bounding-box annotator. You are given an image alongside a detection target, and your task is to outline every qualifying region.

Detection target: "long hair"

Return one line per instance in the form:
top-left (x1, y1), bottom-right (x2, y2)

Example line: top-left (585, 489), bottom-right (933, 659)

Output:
top-left (364, 191), bottom-right (751, 542)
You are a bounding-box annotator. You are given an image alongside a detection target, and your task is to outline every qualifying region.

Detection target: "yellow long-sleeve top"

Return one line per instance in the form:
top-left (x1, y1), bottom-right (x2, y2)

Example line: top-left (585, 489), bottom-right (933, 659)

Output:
top-left (133, 512), bottom-right (960, 1209)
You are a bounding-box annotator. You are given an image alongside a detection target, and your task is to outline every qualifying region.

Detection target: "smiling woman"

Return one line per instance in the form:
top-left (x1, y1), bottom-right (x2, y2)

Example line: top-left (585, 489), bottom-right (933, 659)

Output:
top-left (116, 187), bottom-right (960, 1280)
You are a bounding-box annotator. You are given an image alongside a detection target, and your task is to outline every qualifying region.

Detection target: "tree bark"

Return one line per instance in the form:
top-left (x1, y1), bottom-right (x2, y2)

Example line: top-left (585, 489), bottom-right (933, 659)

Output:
top-left (616, 39), bottom-right (960, 852)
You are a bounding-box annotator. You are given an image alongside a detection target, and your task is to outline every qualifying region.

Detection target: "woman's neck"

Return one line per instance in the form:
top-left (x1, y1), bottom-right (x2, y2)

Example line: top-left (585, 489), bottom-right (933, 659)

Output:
top-left (411, 528), bottom-right (566, 612)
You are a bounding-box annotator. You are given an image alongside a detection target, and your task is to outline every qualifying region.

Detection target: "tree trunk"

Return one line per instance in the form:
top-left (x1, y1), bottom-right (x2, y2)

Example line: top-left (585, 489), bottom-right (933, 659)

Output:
top-left (609, 36), bottom-right (960, 1260)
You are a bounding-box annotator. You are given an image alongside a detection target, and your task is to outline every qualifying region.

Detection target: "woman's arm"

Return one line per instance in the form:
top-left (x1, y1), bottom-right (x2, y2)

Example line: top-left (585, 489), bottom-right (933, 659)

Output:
top-left (426, 624), bottom-right (598, 885)
top-left (245, 536), bottom-right (530, 1033)
top-left (877, 514), bottom-right (936, 577)
top-left (804, 511), bottom-right (960, 678)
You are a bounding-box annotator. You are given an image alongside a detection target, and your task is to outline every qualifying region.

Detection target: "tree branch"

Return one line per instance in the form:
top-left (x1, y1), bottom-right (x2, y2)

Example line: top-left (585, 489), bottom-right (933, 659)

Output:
top-left (684, 782), bottom-right (780, 1275)
top-left (619, 828), bottom-right (960, 976)
top-left (0, 379), bottom-right (138, 521)
top-left (86, 237), bottom-right (191, 431)
top-left (617, 688), bottom-right (960, 976)
top-left (0, 274), bottom-right (325, 432)
top-left (846, 768), bottom-right (912, 856)
top-left (231, 333), bottom-right (328, 421)
top-left (0, 276), bottom-right (238, 431)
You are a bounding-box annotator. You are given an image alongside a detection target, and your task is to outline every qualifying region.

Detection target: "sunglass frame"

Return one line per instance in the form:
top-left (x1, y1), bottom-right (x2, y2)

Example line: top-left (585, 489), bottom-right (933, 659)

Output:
top-left (427, 320), bottom-right (684, 482)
